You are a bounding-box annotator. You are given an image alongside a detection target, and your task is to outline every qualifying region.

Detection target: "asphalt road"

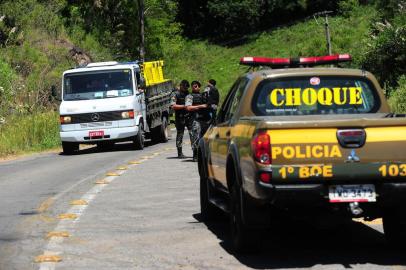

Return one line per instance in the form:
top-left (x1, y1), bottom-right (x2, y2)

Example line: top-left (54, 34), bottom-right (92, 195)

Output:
top-left (0, 133), bottom-right (406, 270)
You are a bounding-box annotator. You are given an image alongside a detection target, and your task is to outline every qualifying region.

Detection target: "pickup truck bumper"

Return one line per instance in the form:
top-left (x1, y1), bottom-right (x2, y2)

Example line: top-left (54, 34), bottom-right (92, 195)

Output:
top-left (60, 125), bottom-right (139, 143)
top-left (266, 182), bottom-right (406, 206)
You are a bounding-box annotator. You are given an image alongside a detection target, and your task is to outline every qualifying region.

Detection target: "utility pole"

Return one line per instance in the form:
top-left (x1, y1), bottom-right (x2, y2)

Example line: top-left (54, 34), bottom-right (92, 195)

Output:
top-left (314, 11), bottom-right (333, 56)
top-left (138, 0), bottom-right (145, 62)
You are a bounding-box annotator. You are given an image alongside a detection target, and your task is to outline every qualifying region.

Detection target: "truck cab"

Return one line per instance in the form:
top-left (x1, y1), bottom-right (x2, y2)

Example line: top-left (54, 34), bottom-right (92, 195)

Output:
top-left (59, 61), bottom-right (172, 154)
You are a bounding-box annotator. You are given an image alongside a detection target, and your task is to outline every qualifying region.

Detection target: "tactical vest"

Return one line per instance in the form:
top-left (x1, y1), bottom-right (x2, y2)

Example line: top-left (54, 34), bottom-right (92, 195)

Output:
top-left (191, 93), bottom-right (203, 105)
top-left (175, 91), bottom-right (188, 117)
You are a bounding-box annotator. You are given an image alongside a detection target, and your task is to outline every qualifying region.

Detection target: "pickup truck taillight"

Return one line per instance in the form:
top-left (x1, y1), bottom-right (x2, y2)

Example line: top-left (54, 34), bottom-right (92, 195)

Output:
top-left (251, 131), bottom-right (271, 165)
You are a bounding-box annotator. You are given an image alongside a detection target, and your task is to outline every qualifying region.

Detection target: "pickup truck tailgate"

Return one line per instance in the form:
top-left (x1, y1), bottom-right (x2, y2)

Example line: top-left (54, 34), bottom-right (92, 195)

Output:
top-left (268, 124), bottom-right (406, 183)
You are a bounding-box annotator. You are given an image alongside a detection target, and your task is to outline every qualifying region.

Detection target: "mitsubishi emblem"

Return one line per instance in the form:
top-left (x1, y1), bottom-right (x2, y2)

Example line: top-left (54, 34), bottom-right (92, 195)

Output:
top-left (346, 149), bottom-right (360, 163)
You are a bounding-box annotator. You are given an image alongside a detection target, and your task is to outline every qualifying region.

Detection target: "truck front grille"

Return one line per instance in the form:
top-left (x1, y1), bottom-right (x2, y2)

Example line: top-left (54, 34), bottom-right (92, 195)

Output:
top-left (63, 111), bottom-right (127, 124)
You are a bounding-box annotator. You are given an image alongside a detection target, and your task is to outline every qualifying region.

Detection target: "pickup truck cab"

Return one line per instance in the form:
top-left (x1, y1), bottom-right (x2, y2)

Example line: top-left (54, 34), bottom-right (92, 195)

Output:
top-left (198, 54), bottom-right (406, 252)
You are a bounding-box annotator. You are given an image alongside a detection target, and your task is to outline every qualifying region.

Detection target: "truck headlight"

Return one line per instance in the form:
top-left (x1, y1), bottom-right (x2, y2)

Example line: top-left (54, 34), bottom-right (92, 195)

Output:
top-left (121, 110), bottom-right (135, 119)
top-left (60, 116), bottom-right (72, 124)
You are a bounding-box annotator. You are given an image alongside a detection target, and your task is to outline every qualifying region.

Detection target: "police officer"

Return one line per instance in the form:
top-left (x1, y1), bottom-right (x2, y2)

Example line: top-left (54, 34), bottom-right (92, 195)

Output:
top-left (202, 79), bottom-right (220, 132)
top-left (185, 80), bottom-right (205, 161)
top-left (171, 80), bottom-right (193, 158)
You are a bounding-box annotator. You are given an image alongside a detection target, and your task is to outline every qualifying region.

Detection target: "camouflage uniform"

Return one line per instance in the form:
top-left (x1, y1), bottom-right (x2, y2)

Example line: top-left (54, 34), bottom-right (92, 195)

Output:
top-left (170, 90), bottom-right (193, 149)
top-left (185, 92), bottom-right (204, 157)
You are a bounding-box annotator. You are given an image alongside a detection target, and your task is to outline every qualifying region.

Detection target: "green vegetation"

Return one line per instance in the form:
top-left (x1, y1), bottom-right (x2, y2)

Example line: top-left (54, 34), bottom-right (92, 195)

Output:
top-left (0, 112), bottom-right (60, 156)
top-left (0, 0), bottom-right (405, 157)
top-left (167, 5), bottom-right (378, 98)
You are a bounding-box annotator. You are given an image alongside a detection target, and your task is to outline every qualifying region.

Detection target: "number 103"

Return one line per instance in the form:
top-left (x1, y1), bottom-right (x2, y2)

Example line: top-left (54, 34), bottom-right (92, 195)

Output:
top-left (378, 164), bottom-right (406, 177)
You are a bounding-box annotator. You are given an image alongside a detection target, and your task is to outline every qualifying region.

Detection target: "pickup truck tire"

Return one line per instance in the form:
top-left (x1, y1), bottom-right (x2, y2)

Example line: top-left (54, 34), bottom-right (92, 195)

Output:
top-left (133, 123), bottom-right (145, 150)
top-left (383, 209), bottom-right (406, 248)
top-left (200, 175), bottom-right (220, 221)
top-left (62, 142), bottom-right (79, 155)
top-left (199, 152), bottom-right (220, 221)
top-left (230, 182), bottom-right (261, 253)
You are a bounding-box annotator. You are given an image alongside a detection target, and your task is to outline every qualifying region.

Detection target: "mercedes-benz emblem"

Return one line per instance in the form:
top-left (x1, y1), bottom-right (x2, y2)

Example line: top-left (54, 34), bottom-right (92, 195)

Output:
top-left (91, 113), bottom-right (100, 122)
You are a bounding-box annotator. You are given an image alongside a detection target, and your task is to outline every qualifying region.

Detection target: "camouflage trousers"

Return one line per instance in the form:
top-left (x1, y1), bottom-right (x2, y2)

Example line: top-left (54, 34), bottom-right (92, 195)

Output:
top-left (191, 120), bottom-right (211, 151)
top-left (175, 116), bottom-right (193, 148)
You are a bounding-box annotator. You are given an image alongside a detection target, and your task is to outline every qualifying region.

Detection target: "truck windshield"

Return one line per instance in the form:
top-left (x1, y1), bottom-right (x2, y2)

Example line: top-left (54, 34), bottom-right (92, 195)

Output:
top-left (63, 69), bottom-right (134, 101)
top-left (252, 76), bottom-right (380, 116)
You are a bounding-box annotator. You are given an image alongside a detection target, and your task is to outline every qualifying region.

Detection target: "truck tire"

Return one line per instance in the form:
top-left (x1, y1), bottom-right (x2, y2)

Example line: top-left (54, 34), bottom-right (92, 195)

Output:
top-left (383, 208), bottom-right (406, 248)
top-left (199, 162), bottom-right (220, 221)
top-left (62, 142), bottom-right (79, 155)
top-left (152, 117), bottom-right (169, 144)
top-left (159, 117), bottom-right (169, 143)
top-left (230, 182), bottom-right (261, 253)
top-left (133, 123), bottom-right (144, 150)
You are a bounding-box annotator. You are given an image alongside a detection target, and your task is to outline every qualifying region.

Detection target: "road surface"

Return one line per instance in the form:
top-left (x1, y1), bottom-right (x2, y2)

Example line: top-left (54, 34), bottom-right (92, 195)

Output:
top-left (0, 134), bottom-right (405, 270)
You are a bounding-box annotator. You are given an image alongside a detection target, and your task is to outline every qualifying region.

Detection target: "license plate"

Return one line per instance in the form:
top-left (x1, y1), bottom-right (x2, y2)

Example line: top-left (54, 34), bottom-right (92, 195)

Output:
top-left (329, 184), bottom-right (376, 203)
top-left (89, 131), bottom-right (104, 138)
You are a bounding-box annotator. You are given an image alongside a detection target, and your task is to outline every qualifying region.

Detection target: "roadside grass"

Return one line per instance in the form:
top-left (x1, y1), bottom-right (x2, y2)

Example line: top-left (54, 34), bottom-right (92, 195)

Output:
top-left (0, 111), bottom-right (60, 157)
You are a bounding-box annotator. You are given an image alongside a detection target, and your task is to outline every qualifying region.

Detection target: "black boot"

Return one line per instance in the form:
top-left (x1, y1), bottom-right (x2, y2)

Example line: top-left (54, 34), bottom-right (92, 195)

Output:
top-left (192, 149), bottom-right (198, 162)
top-left (177, 147), bottom-right (186, 159)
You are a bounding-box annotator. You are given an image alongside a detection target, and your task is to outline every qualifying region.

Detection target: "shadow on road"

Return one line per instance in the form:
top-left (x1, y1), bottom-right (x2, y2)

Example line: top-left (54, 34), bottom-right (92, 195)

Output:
top-left (193, 213), bottom-right (406, 269)
top-left (58, 140), bottom-right (158, 156)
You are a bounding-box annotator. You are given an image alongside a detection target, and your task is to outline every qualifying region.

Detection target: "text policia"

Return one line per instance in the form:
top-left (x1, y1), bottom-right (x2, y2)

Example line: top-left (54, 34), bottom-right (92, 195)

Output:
top-left (269, 87), bottom-right (363, 107)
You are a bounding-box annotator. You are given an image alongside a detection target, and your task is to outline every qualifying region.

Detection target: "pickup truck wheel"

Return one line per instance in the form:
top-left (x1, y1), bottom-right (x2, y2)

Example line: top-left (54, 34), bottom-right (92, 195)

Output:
top-left (200, 175), bottom-right (220, 221)
top-left (230, 183), bottom-right (260, 253)
top-left (133, 123), bottom-right (145, 150)
top-left (199, 153), bottom-right (220, 220)
top-left (62, 142), bottom-right (79, 155)
top-left (383, 209), bottom-right (406, 248)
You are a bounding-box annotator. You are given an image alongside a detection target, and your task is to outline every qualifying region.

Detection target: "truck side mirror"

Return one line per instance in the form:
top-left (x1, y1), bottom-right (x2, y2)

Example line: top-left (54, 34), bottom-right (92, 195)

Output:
top-left (136, 72), bottom-right (146, 89)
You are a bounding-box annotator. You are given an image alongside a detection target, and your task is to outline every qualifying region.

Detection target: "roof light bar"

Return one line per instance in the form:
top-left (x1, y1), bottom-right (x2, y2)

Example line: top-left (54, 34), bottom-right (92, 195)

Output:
top-left (240, 54), bottom-right (351, 68)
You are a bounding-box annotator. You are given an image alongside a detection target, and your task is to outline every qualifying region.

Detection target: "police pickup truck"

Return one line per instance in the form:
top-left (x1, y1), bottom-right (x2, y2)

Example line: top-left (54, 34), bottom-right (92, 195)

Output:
top-left (197, 54), bottom-right (406, 252)
top-left (58, 60), bottom-right (172, 154)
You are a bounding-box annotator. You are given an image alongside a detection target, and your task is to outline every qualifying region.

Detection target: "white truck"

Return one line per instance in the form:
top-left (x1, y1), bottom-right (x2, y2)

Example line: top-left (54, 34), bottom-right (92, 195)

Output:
top-left (58, 60), bottom-right (173, 154)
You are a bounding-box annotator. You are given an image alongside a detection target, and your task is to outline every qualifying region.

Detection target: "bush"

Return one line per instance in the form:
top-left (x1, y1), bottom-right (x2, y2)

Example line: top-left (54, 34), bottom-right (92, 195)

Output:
top-left (388, 75), bottom-right (406, 113)
top-left (361, 4), bottom-right (406, 92)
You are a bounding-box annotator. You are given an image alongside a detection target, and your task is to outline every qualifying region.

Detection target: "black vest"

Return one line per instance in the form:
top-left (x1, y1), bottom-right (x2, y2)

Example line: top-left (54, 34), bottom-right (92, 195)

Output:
top-left (175, 91), bottom-right (188, 117)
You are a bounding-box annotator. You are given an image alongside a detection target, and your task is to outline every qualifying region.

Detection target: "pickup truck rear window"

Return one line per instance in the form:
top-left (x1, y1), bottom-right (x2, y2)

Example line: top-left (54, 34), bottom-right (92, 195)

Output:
top-left (252, 76), bottom-right (380, 116)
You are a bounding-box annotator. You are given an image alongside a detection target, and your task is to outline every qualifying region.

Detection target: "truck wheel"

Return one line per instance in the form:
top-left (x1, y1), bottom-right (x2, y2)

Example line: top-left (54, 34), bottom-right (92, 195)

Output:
top-left (230, 182), bottom-right (260, 253)
top-left (152, 117), bottom-right (169, 144)
top-left (133, 123), bottom-right (144, 150)
top-left (383, 209), bottom-right (406, 248)
top-left (159, 117), bottom-right (169, 143)
top-left (62, 142), bottom-right (79, 155)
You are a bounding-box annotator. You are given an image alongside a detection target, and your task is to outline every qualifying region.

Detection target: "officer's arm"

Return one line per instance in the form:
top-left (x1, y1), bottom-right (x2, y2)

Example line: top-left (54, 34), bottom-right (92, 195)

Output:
top-left (171, 94), bottom-right (186, 111)
top-left (185, 95), bottom-right (199, 111)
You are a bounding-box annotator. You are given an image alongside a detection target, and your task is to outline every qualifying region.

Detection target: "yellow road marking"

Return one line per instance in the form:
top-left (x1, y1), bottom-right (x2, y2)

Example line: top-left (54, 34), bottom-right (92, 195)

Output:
top-left (141, 156), bottom-right (150, 159)
top-left (95, 180), bottom-right (110, 184)
top-left (57, 213), bottom-right (78, 220)
top-left (70, 200), bottom-right (88, 205)
top-left (46, 231), bottom-right (70, 239)
top-left (34, 254), bottom-right (62, 263)
top-left (106, 172), bottom-right (120, 176)
top-left (128, 161), bottom-right (142, 164)
top-left (116, 166), bottom-right (128, 170)
top-left (37, 197), bottom-right (55, 213)
top-left (353, 218), bottom-right (382, 225)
